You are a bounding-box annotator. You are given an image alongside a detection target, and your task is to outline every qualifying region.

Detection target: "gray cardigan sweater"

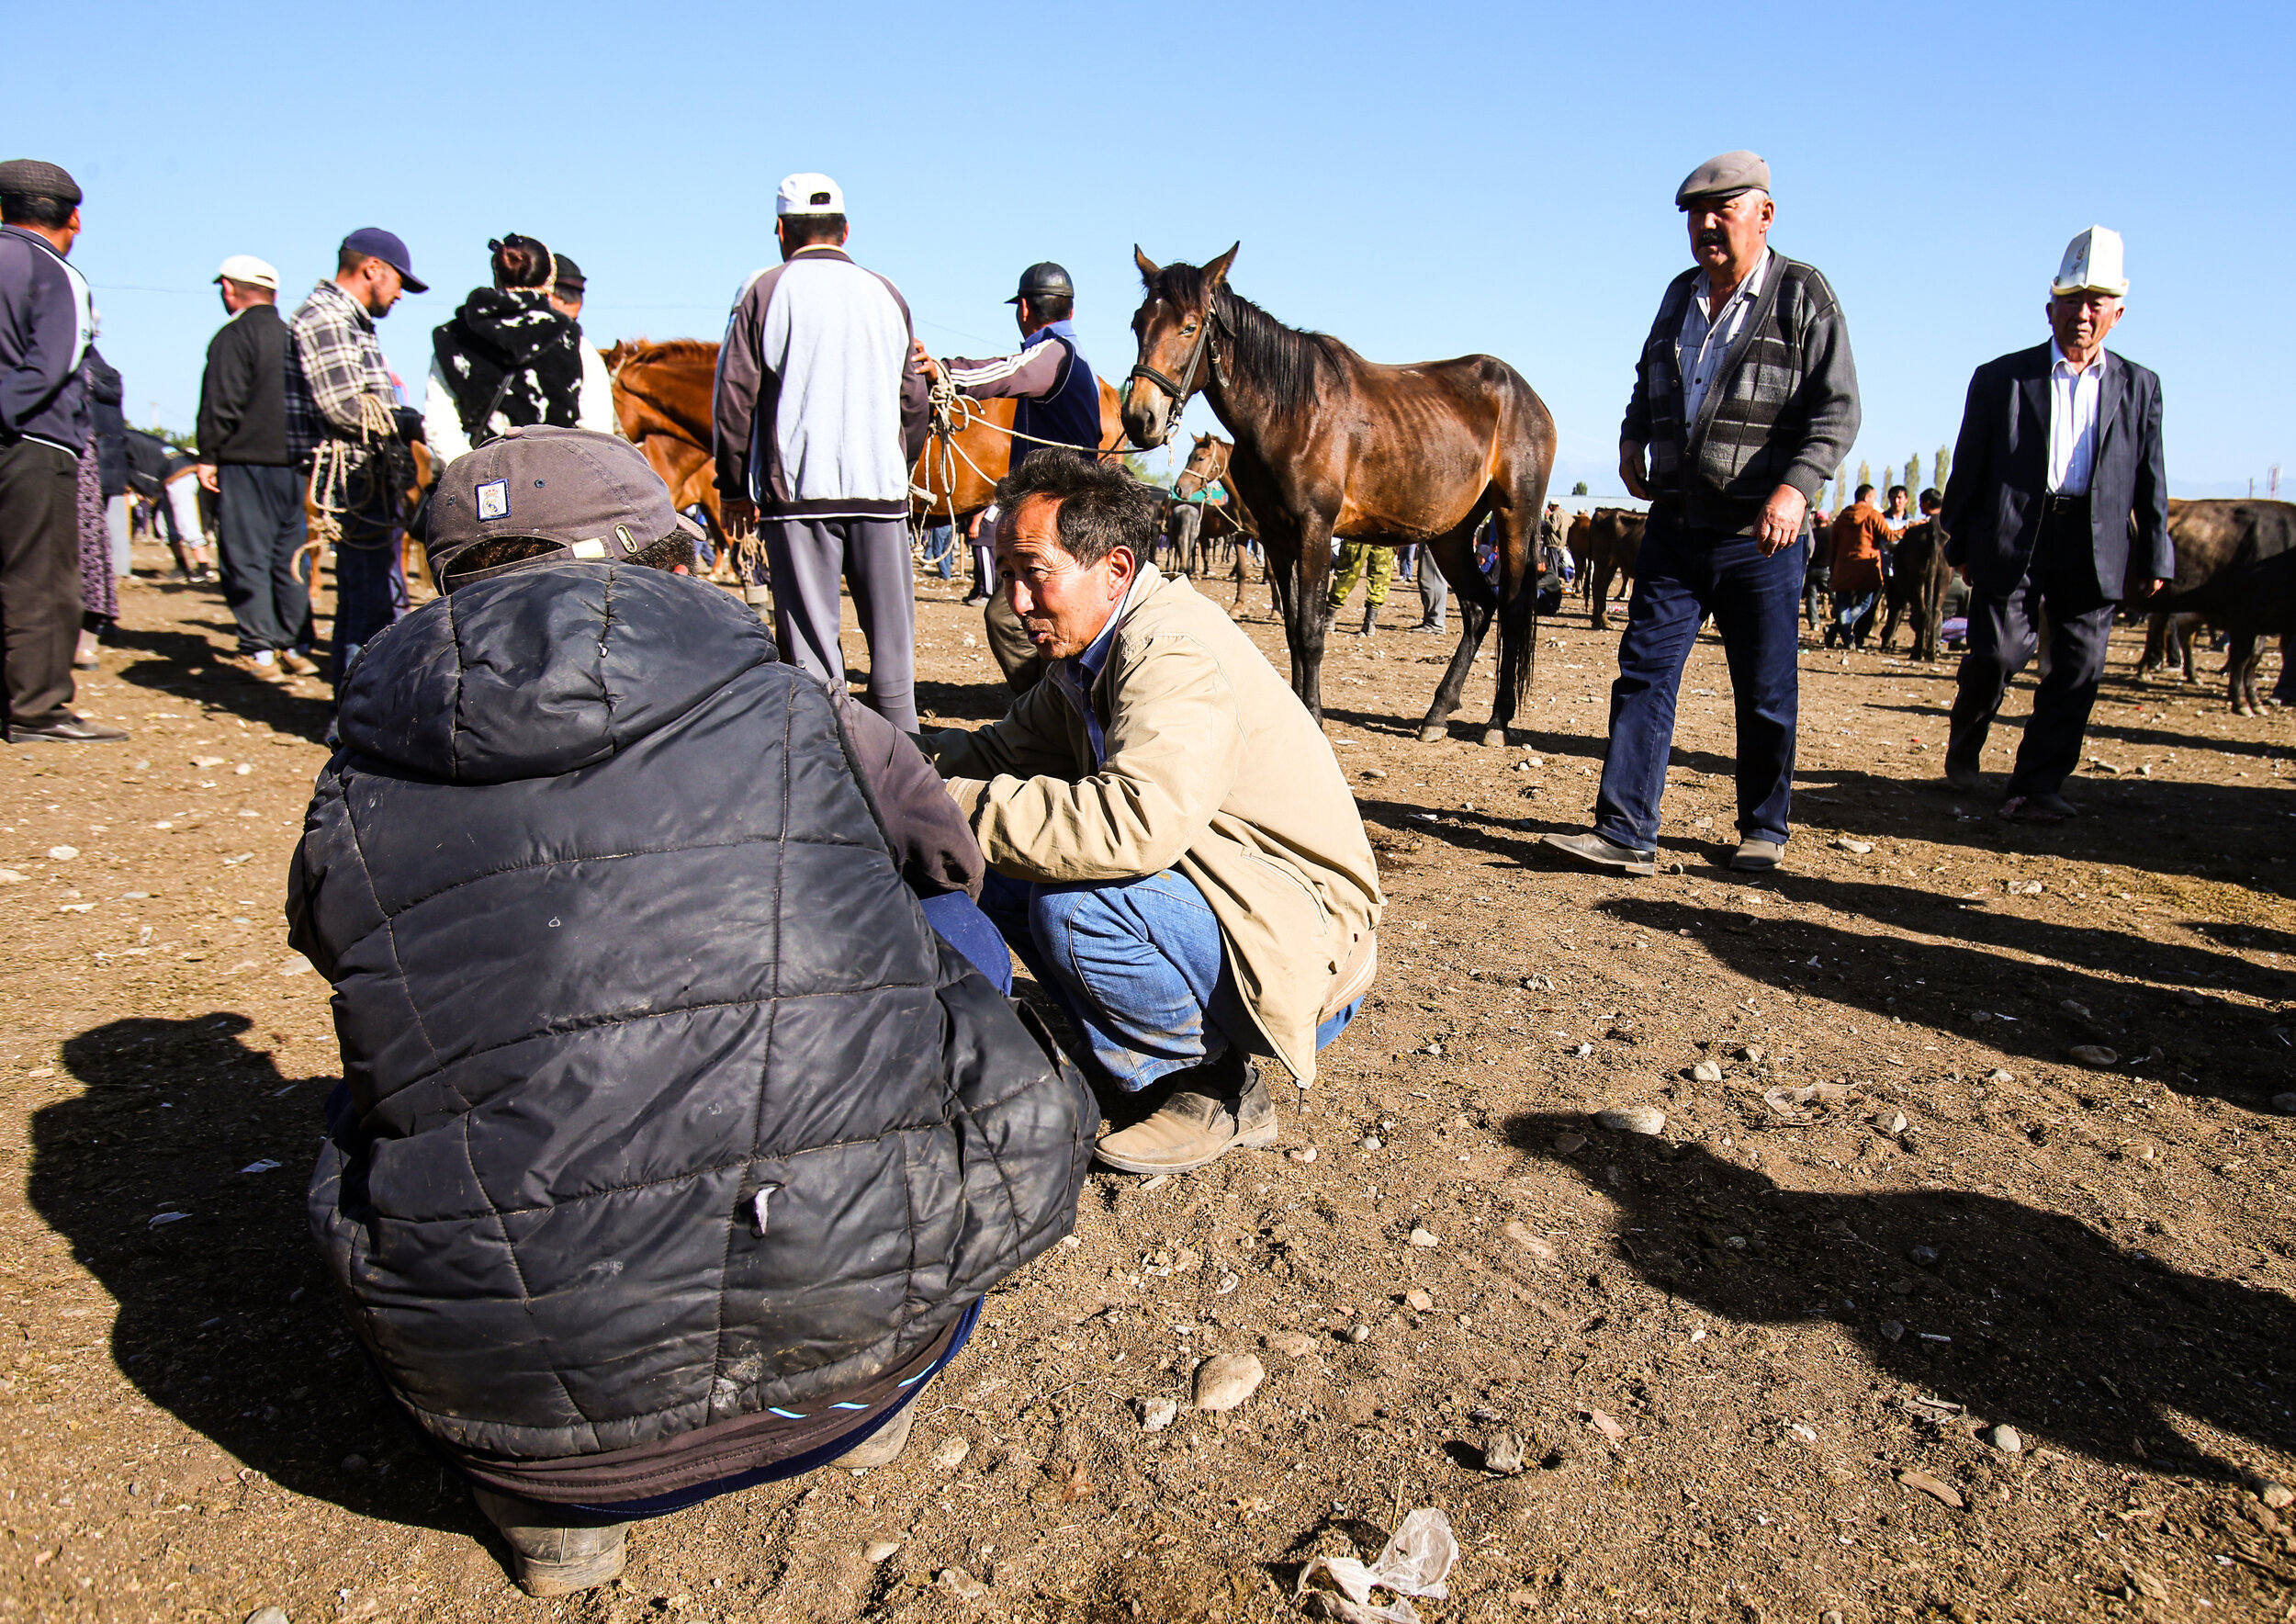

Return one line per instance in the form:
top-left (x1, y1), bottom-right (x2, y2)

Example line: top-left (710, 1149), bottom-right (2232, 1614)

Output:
top-left (1622, 254), bottom-right (1862, 536)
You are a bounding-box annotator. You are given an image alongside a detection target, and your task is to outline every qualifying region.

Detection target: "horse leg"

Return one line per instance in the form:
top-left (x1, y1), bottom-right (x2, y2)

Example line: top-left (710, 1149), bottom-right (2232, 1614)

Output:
top-left (1591, 557), bottom-right (1614, 629)
top-left (2228, 632), bottom-right (2257, 715)
top-left (2175, 615), bottom-right (2195, 684)
top-left (1415, 525), bottom-right (1496, 743)
top-left (1480, 502), bottom-right (1538, 747)
top-left (1288, 528), bottom-right (1337, 724)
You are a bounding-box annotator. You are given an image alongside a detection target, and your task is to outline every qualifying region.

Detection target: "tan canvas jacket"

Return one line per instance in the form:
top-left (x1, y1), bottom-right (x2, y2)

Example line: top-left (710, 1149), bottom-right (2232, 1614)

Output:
top-left (926, 565), bottom-right (1382, 1083)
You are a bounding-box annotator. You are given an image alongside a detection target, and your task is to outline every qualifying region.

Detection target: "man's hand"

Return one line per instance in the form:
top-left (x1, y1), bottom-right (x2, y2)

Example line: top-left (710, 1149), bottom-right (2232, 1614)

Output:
top-left (912, 340), bottom-right (940, 383)
top-left (721, 497), bottom-right (757, 536)
top-left (2135, 576), bottom-right (2167, 599)
top-left (1618, 438), bottom-right (1651, 501)
top-left (196, 462), bottom-right (219, 494)
top-left (1754, 483), bottom-right (1807, 556)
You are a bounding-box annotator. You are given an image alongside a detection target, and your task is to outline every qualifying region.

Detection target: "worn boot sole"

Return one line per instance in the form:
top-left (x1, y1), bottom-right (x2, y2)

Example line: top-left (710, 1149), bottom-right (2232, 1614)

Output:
top-left (515, 1539), bottom-right (626, 1599)
top-left (833, 1399), bottom-right (918, 1470)
top-left (1095, 1114), bottom-right (1276, 1175)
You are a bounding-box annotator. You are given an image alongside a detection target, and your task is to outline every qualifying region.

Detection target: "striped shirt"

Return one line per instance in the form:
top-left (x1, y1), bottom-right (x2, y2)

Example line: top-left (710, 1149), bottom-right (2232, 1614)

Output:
top-left (1678, 249), bottom-right (1771, 426)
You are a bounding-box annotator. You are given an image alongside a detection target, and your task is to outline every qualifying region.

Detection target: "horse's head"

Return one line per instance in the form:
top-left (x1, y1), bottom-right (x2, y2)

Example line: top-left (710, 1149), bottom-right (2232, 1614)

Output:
top-left (1122, 243), bottom-right (1237, 449)
top-left (1172, 433), bottom-right (1224, 497)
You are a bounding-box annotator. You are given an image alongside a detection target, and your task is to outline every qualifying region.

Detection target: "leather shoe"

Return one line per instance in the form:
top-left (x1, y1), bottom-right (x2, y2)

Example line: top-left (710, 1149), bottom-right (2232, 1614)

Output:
top-left (11, 716), bottom-right (128, 744)
top-left (1729, 838), bottom-right (1784, 872)
top-left (1097, 1060), bottom-right (1274, 1174)
top-left (1539, 830), bottom-right (1655, 877)
top-left (832, 1399), bottom-right (918, 1471)
top-left (469, 1487), bottom-right (625, 1598)
top-left (2000, 792), bottom-right (2079, 824)
top-left (278, 649), bottom-right (321, 677)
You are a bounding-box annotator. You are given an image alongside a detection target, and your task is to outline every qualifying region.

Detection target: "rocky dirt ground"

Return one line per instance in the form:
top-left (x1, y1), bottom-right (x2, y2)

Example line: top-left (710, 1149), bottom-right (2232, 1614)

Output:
top-left (3, 547), bottom-right (2294, 1624)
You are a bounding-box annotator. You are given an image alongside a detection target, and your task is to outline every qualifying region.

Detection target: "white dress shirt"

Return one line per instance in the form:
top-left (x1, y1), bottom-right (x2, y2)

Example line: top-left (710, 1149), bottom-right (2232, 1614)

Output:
top-left (2045, 341), bottom-right (2107, 496)
top-left (1678, 248), bottom-right (1772, 425)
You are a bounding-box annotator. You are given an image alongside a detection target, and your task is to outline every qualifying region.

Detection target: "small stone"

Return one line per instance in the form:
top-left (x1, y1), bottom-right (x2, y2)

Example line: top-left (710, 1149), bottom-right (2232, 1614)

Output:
top-left (1879, 1320), bottom-right (1906, 1342)
top-left (1137, 1397), bottom-right (1179, 1432)
top-left (929, 1436), bottom-right (971, 1472)
top-left (2067, 1043), bottom-right (2119, 1066)
top-left (1981, 1424), bottom-right (2024, 1454)
top-left (46, 845), bottom-right (77, 861)
top-left (1554, 1132), bottom-right (1587, 1154)
top-left (1262, 1331), bottom-right (1318, 1359)
top-left (1192, 1352), bottom-right (1266, 1412)
top-left (1403, 1290), bottom-right (1434, 1313)
top-left (2272, 1094), bottom-right (2296, 1116)
top-left (1361, 768), bottom-right (1388, 781)
top-left (1503, 1222), bottom-right (1556, 1259)
top-left (1833, 838), bottom-right (1874, 854)
top-left (233, 762), bottom-right (253, 776)
top-left (1908, 1245), bottom-right (1940, 1268)
top-left (1586, 1409), bottom-right (1626, 1444)
top-left (1986, 1068), bottom-right (2015, 1084)
top-left (1822, 1613), bottom-right (1845, 1624)
top-left (1593, 1104), bottom-right (1666, 1136)
top-left (1738, 1044), bottom-right (1765, 1064)
top-left (2259, 1480), bottom-right (2296, 1510)
top-left (1885, 1278), bottom-right (1916, 1295)
top-left (1288, 1145), bottom-right (1318, 1163)
top-left (0, 870), bottom-right (23, 884)
top-left (340, 1454), bottom-right (366, 1472)
top-left (1346, 1323), bottom-right (1373, 1344)
top-left (1482, 1428), bottom-right (1526, 1475)
top-left (244, 1610), bottom-right (290, 1624)
top-left (1361, 1134), bottom-right (1383, 1151)
top-left (937, 1567), bottom-right (989, 1601)
top-left (864, 1540), bottom-right (902, 1563)
top-left (1408, 1228), bottom-right (1441, 1248)
top-left (1692, 1060), bottom-right (1724, 1084)
top-left (2061, 998), bottom-right (2093, 1021)
top-left (1897, 1470), bottom-right (1964, 1509)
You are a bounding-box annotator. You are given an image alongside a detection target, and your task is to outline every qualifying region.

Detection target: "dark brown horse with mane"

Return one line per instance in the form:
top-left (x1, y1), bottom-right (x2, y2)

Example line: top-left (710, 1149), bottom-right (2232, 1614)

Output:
top-left (1121, 245), bottom-right (1556, 744)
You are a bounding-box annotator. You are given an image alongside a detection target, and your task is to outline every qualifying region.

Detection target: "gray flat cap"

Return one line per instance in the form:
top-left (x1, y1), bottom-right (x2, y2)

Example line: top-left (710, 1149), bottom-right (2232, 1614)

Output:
top-left (1676, 151), bottom-right (1769, 210)
top-left (0, 160), bottom-right (81, 205)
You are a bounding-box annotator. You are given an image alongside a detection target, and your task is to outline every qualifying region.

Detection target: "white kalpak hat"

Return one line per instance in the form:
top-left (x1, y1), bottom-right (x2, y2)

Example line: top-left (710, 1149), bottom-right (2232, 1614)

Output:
top-left (776, 174), bottom-right (845, 217)
top-left (213, 254), bottom-right (278, 291)
top-left (2052, 226), bottom-right (2128, 298)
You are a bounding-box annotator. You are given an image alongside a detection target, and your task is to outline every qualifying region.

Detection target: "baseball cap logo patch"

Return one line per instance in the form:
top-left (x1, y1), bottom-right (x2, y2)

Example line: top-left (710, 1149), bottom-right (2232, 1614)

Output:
top-left (476, 479), bottom-right (510, 522)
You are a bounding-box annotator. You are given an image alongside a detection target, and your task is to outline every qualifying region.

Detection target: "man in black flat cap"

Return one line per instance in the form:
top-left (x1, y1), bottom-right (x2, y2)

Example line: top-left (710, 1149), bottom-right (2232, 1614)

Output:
top-left (1543, 150), bottom-right (1859, 877)
top-left (0, 158), bottom-right (126, 744)
top-left (917, 263), bottom-right (1106, 685)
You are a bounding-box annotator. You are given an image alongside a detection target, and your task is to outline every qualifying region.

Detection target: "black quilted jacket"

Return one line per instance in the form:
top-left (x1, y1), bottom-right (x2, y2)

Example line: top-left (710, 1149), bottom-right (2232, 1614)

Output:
top-left (288, 563), bottom-right (1095, 1461)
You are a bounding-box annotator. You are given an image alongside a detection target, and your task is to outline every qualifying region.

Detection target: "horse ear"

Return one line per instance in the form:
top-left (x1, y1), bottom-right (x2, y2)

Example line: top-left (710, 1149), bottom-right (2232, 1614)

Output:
top-left (1133, 245), bottom-right (1162, 284)
top-left (1204, 242), bottom-right (1240, 288)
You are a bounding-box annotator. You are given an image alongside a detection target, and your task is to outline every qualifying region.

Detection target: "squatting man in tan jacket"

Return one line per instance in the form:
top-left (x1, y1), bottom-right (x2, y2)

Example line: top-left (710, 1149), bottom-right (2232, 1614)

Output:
top-left (928, 452), bottom-right (1383, 1174)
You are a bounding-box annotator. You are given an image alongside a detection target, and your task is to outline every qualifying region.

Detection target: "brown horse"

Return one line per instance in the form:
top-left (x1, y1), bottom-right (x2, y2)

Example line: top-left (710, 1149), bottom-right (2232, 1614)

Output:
top-left (1121, 245), bottom-right (1555, 745)
top-left (1172, 433), bottom-right (1262, 600)
top-left (910, 378), bottom-right (1130, 528)
top-left (602, 340), bottom-right (724, 534)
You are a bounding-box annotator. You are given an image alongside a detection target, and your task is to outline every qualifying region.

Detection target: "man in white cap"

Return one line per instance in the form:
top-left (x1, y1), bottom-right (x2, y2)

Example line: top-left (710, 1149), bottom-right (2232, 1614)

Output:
top-left (1941, 226), bottom-right (2169, 823)
top-left (197, 254), bottom-right (316, 683)
top-left (712, 174), bottom-right (930, 731)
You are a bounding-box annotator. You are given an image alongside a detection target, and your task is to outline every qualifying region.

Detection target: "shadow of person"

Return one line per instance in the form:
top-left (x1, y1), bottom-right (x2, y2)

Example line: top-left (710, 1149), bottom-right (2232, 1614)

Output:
top-left (100, 623), bottom-right (333, 739)
top-left (1500, 1111), bottom-right (2296, 1484)
top-left (27, 1014), bottom-right (469, 1532)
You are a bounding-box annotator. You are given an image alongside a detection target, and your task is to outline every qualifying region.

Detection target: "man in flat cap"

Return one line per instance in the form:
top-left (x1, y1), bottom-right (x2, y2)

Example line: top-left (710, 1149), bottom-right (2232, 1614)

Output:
top-left (1940, 226), bottom-right (2168, 823)
top-left (0, 159), bottom-right (125, 743)
top-left (1544, 151), bottom-right (1859, 876)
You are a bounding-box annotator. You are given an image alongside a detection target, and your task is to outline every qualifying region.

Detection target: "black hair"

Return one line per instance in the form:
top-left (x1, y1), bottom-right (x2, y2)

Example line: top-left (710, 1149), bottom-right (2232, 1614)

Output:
top-left (490, 234), bottom-right (554, 291)
top-left (994, 449), bottom-right (1156, 569)
top-left (1919, 487), bottom-right (1941, 510)
top-left (1023, 292), bottom-right (1074, 323)
top-left (1887, 484), bottom-right (1908, 502)
top-left (1853, 483), bottom-right (1875, 502)
top-left (443, 531), bottom-right (695, 590)
top-left (1, 192), bottom-right (73, 230)
top-left (337, 242), bottom-right (375, 277)
top-left (778, 213), bottom-right (847, 250)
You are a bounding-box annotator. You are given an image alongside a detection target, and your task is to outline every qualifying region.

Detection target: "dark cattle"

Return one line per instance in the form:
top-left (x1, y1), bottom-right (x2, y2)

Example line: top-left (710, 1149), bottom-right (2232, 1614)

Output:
top-left (1579, 507), bottom-right (1644, 629)
top-left (2137, 610), bottom-right (2199, 684)
top-left (2150, 499), bottom-right (2296, 714)
top-left (1879, 519), bottom-right (1953, 661)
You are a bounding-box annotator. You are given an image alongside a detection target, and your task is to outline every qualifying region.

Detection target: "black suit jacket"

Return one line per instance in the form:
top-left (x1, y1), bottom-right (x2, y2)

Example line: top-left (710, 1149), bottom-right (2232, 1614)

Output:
top-left (1940, 342), bottom-right (2170, 599)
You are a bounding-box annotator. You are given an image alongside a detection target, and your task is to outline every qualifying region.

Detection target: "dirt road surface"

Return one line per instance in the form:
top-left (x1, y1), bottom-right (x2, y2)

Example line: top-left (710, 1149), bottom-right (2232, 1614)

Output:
top-left (3, 552), bottom-right (2292, 1623)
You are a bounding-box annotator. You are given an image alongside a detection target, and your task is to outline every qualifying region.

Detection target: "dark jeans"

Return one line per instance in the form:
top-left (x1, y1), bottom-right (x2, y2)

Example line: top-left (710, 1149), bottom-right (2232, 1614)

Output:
top-left (1593, 510), bottom-right (1800, 851)
top-left (330, 519), bottom-right (406, 686)
top-left (1947, 502), bottom-right (2115, 796)
top-left (917, 890), bottom-right (1012, 994)
top-left (217, 463), bottom-right (313, 653)
top-left (0, 438), bottom-right (83, 729)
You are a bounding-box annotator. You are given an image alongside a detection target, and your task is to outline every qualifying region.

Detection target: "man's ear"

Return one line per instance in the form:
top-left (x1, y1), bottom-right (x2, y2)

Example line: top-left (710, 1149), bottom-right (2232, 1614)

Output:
top-left (672, 563), bottom-right (691, 575)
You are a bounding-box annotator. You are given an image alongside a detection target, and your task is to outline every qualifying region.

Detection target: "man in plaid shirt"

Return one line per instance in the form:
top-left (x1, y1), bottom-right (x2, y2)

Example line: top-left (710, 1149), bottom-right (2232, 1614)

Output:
top-left (286, 228), bottom-right (426, 687)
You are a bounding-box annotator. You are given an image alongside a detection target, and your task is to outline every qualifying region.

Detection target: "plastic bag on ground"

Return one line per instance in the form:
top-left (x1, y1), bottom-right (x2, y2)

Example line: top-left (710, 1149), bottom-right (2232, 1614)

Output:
top-left (1294, 1508), bottom-right (1458, 1623)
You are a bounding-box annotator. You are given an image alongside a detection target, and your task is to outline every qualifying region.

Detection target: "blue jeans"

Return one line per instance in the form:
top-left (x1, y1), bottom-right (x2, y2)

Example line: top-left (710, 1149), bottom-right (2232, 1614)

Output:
top-left (923, 523), bottom-right (954, 580)
top-left (1593, 510), bottom-right (1800, 851)
top-left (979, 869), bottom-right (1358, 1092)
top-left (332, 520), bottom-right (407, 686)
top-left (917, 890), bottom-right (1011, 994)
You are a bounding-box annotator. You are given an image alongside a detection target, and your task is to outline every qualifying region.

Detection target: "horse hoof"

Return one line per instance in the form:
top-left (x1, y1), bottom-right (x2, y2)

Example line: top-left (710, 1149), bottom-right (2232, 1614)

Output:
top-left (1416, 723), bottom-right (1447, 744)
top-left (1480, 727), bottom-right (1509, 749)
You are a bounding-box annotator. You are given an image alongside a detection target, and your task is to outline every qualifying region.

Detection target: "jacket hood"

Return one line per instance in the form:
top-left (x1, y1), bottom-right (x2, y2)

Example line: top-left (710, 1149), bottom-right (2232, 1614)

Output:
top-left (338, 562), bottom-right (777, 784)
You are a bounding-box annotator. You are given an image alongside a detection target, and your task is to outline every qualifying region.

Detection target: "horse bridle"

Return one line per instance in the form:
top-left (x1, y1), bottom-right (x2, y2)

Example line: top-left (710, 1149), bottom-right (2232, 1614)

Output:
top-left (1125, 298), bottom-right (1223, 448)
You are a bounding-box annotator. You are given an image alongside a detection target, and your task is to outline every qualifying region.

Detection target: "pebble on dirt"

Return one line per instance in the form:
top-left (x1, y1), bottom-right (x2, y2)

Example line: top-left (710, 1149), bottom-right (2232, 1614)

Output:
top-left (1192, 1352), bottom-right (1266, 1412)
top-left (1482, 1428), bottom-right (1526, 1475)
top-left (2067, 1044), bottom-right (2121, 1066)
top-left (863, 1539), bottom-right (902, 1563)
top-left (1138, 1397), bottom-right (1180, 1432)
top-left (46, 845), bottom-right (77, 861)
top-left (1692, 1059), bottom-right (1724, 1084)
top-left (1408, 1227), bottom-right (1440, 1247)
top-left (1898, 1470), bottom-right (1965, 1509)
top-left (1879, 1320), bottom-right (1906, 1342)
top-left (929, 1437), bottom-right (970, 1472)
top-left (1346, 1323), bottom-right (1373, 1344)
top-left (1403, 1290), bottom-right (1435, 1313)
top-left (1982, 1424), bottom-right (2025, 1454)
top-left (937, 1567), bottom-right (989, 1600)
top-left (1593, 1104), bottom-right (1666, 1136)
top-left (243, 1609), bottom-right (289, 1624)
top-left (1503, 1221), bottom-right (1556, 1259)
top-left (1554, 1132), bottom-right (1587, 1154)
top-left (1263, 1331), bottom-right (1319, 1358)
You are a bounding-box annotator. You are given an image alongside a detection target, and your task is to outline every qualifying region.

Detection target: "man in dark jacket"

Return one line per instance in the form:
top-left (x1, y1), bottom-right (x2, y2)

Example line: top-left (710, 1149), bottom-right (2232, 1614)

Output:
top-left (290, 427), bottom-right (1095, 1596)
top-left (0, 159), bottom-right (122, 743)
top-left (1941, 226), bottom-right (2169, 823)
top-left (1543, 151), bottom-right (1859, 876)
top-left (197, 254), bottom-right (315, 683)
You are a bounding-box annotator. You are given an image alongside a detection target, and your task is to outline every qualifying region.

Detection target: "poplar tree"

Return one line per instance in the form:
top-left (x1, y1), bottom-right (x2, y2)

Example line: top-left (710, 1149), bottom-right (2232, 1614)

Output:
top-left (1936, 445), bottom-right (1952, 492)
top-left (1857, 459), bottom-right (1872, 496)
top-left (1906, 452), bottom-right (1922, 493)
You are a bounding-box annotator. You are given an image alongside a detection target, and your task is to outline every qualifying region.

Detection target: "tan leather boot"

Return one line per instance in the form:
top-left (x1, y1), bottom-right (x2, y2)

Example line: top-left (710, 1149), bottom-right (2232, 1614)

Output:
top-left (470, 1486), bottom-right (627, 1598)
top-left (1096, 1062), bottom-right (1274, 1175)
top-left (833, 1399), bottom-right (919, 1471)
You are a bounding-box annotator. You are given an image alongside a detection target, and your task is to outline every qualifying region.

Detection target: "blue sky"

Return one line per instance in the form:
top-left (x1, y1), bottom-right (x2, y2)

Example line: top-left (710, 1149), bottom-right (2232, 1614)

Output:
top-left (28, 0), bottom-right (2291, 499)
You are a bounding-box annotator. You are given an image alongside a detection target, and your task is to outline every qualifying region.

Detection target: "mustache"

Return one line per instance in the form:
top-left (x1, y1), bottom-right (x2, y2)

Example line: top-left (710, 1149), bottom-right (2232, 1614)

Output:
top-left (1694, 231), bottom-right (1728, 248)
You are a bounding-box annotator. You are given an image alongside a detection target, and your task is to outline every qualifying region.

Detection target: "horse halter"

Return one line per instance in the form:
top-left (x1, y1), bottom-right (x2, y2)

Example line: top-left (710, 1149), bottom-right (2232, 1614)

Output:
top-left (1126, 297), bottom-right (1222, 448)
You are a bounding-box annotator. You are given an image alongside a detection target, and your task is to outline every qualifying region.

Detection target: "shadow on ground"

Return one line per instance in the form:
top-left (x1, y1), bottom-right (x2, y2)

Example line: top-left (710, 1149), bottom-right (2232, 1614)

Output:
top-left (1503, 1112), bottom-right (2296, 1483)
top-left (28, 1013), bottom-right (473, 1534)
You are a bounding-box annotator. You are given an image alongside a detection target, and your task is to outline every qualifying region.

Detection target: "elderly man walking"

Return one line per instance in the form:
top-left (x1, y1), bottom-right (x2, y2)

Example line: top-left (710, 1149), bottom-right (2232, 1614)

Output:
top-left (928, 452), bottom-right (1381, 1176)
top-left (713, 174), bottom-right (929, 733)
top-left (1941, 227), bottom-right (2168, 824)
top-left (1543, 152), bottom-right (1859, 875)
top-left (0, 160), bottom-right (122, 744)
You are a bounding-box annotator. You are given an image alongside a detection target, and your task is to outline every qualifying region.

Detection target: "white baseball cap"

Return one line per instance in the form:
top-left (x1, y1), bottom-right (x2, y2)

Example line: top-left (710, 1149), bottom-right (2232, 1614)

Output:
top-left (2051, 225), bottom-right (2127, 299)
top-left (214, 254), bottom-right (278, 291)
top-left (776, 174), bottom-right (845, 217)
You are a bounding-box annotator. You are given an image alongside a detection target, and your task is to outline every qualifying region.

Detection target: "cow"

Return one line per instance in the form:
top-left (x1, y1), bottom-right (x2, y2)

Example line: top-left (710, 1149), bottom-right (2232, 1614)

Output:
top-left (1577, 507), bottom-right (1644, 629)
top-left (2151, 499), bottom-right (2296, 714)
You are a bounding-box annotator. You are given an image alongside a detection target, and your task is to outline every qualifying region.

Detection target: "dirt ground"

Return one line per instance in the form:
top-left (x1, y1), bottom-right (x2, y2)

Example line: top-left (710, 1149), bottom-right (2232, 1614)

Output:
top-left (4, 545), bottom-right (2294, 1624)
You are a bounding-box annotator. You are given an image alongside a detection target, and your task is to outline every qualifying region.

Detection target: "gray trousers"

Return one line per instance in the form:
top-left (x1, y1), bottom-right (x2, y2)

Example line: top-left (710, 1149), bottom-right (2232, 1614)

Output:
top-left (1414, 545), bottom-right (1448, 629)
top-left (761, 515), bottom-right (917, 733)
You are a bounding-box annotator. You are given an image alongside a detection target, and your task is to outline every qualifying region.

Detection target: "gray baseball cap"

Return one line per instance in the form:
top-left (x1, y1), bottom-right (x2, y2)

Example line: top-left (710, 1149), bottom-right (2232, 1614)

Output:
top-left (428, 427), bottom-right (703, 587)
top-left (1676, 151), bottom-right (1771, 210)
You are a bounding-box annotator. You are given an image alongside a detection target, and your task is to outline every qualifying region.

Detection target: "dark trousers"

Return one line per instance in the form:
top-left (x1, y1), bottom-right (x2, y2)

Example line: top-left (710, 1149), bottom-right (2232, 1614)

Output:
top-left (760, 515), bottom-right (917, 733)
top-left (330, 519), bottom-right (406, 686)
top-left (1593, 511), bottom-right (1801, 851)
top-left (0, 438), bottom-right (83, 730)
top-left (1946, 502), bottom-right (2115, 796)
top-left (217, 463), bottom-right (312, 654)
